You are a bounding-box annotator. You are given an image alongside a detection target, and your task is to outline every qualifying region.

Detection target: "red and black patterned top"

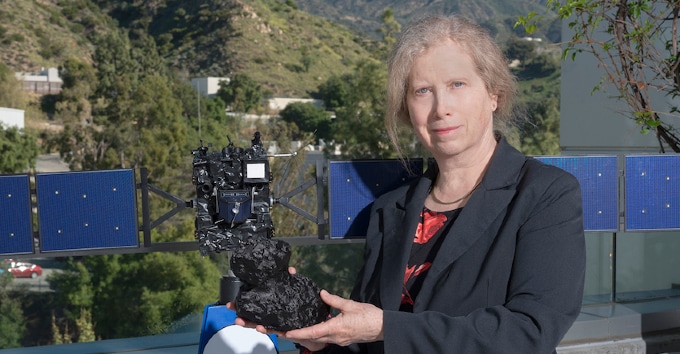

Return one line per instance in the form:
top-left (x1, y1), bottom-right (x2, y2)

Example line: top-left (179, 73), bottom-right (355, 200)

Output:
top-left (300, 207), bottom-right (462, 353)
top-left (400, 207), bottom-right (461, 312)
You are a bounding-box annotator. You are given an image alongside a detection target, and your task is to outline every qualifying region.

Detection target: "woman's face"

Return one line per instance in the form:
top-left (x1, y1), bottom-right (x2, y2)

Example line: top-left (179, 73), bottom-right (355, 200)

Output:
top-left (406, 39), bottom-right (497, 160)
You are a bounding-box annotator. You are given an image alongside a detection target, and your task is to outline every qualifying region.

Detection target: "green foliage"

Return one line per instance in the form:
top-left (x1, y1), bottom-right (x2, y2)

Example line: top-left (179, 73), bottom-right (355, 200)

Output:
top-left (123, 74), bottom-right (187, 176)
top-left (0, 62), bottom-right (26, 109)
top-left (0, 126), bottom-right (40, 173)
top-left (517, 0), bottom-right (680, 152)
top-left (0, 271), bottom-right (24, 349)
top-left (216, 73), bottom-right (263, 113)
top-left (316, 74), bottom-right (350, 111)
top-left (51, 314), bottom-right (63, 345)
top-left (51, 248), bottom-right (221, 339)
top-left (300, 46), bottom-right (314, 72)
top-left (375, 9), bottom-right (401, 60)
top-left (51, 29), bottom-right (189, 179)
top-left (326, 59), bottom-right (401, 158)
top-left (76, 309), bottom-right (95, 342)
top-left (524, 53), bottom-right (559, 78)
top-left (173, 79), bottom-right (239, 161)
top-left (92, 30), bottom-right (136, 100)
top-left (50, 312), bottom-right (72, 344)
top-left (55, 58), bottom-right (97, 126)
top-left (279, 102), bottom-right (332, 142)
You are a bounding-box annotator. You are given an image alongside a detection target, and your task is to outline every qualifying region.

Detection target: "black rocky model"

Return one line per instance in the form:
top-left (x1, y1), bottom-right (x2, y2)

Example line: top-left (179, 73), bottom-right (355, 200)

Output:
top-left (191, 132), bottom-right (329, 330)
top-left (191, 132), bottom-right (273, 256)
top-left (231, 237), bottom-right (329, 331)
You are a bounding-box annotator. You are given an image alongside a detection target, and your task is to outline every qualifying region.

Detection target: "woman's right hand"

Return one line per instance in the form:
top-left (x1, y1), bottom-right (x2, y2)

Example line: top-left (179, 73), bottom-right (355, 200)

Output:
top-left (225, 266), bottom-right (298, 334)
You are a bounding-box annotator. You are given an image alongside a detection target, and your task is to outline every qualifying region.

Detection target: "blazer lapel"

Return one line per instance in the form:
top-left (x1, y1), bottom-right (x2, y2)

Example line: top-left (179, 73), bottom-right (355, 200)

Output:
top-left (379, 173), bottom-right (433, 311)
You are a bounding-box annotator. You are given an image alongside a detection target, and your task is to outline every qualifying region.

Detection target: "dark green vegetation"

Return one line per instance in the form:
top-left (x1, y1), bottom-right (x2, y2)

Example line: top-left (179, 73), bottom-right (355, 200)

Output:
top-left (0, 0), bottom-right (560, 348)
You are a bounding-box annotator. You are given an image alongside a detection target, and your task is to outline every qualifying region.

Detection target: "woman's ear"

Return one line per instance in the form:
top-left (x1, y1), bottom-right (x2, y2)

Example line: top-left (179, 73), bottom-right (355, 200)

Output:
top-left (490, 94), bottom-right (498, 112)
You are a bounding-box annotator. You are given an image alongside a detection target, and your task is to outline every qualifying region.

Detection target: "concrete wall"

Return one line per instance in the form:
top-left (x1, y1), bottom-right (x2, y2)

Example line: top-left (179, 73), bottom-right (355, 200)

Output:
top-left (559, 21), bottom-right (677, 154)
top-left (0, 107), bottom-right (25, 129)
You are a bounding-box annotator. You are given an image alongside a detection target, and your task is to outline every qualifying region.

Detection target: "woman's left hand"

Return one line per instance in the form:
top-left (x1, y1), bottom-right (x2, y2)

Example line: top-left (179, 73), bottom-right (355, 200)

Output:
top-left (284, 290), bottom-right (384, 347)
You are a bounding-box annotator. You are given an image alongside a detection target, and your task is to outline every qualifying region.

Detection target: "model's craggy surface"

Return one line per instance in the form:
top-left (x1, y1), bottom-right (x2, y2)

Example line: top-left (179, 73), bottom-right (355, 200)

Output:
top-left (231, 238), bottom-right (329, 331)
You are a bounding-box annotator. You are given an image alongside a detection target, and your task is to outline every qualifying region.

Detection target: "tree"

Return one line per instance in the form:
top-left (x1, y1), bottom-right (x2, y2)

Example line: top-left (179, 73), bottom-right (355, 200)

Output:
top-left (56, 58), bottom-right (97, 126)
top-left (300, 46), bottom-right (314, 73)
top-left (316, 74), bottom-right (350, 111)
top-left (0, 126), bottom-right (40, 174)
top-left (118, 74), bottom-right (187, 178)
top-left (216, 73), bottom-right (263, 113)
top-left (50, 220), bottom-right (222, 340)
top-left (0, 270), bottom-right (25, 348)
top-left (328, 59), bottom-right (425, 159)
top-left (524, 53), bottom-right (559, 78)
top-left (517, 0), bottom-right (680, 152)
top-left (0, 62), bottom-right (26, 109)
top-left (279, 102), bottom-right (332, 143)
top-left (376, 9), bottom-right (402, 61)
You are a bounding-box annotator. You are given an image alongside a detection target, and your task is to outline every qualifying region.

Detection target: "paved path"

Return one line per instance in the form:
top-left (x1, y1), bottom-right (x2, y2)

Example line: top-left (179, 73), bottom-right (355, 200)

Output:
top-left (35, 153), bottom-right (69, 173)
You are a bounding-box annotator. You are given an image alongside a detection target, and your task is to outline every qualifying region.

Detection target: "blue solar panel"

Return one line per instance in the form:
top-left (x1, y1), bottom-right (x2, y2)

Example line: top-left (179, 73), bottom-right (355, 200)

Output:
top-left (36, 170), bottom-right (139, 251)
top-left (328, 160), bottom-right (423, 238)
top-left (625, 155), bottom-right (680, 231)
top-left (535, 156), bottom-right (619, 231)
top-left (0, 175), bottom-right (34, 255)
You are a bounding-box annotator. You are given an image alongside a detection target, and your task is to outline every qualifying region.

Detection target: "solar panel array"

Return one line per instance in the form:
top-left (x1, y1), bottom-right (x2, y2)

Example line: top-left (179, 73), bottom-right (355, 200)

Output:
top-left (1, 169), bottom-right (138, 256)
top-left (1, 155), bottom-right (678, 256)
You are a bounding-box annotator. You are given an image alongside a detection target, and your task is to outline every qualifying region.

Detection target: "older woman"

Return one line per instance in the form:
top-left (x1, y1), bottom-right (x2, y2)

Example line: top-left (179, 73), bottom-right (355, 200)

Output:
top-left (243, 14), bottom-right (586, 354)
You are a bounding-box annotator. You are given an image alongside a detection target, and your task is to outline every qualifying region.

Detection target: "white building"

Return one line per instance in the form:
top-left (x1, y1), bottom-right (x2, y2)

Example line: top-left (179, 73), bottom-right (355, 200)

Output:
top-left (0, 107), bottom-right (25, 130)
top-left (191, 77), bottom-right (230, 97)
top-left (15, 67), bottom-right (62, 95)
top-left (266, 98), bottom-right (324, 112)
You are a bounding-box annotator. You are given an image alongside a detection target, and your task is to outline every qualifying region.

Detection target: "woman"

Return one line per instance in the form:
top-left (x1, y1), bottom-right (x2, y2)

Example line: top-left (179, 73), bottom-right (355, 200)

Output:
top-left (238, 14), bottom-right (586, 353)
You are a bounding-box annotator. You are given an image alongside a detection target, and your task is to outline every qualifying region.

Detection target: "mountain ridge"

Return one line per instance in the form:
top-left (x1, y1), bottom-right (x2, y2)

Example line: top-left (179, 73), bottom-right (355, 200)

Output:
top-left (0, 0), bottom-right (558, 97)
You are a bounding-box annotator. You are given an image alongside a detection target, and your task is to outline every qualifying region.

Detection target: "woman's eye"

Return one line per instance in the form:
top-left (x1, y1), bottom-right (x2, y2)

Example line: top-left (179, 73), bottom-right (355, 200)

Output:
top-left (452, 82), bottom-right (464, 88)
top-left (415, 88), bottom-right (430, 94)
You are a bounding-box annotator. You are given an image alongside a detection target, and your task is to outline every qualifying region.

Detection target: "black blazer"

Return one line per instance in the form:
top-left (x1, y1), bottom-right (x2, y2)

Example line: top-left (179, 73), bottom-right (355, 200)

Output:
top-left (329, 137), bottom-right (586, 354)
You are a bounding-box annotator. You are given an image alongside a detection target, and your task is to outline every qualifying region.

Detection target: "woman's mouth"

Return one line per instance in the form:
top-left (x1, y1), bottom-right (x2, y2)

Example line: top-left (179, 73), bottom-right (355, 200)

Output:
top-left (432, 126), bottom-right (460, 135)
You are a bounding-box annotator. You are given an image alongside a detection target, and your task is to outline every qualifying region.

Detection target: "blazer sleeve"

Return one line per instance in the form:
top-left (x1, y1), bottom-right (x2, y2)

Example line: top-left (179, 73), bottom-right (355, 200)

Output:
top-left (381, 168), bottom-right (586, 353)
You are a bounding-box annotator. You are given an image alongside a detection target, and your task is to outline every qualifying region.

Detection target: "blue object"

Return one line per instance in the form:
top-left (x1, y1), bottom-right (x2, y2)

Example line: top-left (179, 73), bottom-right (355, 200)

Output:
top-left (36, 170), bottom-right (138, 252)
top-left (0, 174), bottom-right (33, 255)
top-left (198, 303), bottom-right (279, 354)
top-left (535, 156), bottom-right (619, 232)
top-left (625, 155), bottom-right (680, 231)
top-left (328, 159), bottom-right (423, 238)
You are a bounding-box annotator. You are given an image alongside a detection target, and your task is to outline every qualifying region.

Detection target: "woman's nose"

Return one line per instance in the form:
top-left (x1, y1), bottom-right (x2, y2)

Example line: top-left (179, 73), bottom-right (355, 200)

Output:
top-left (434, 92), bottom-right (453, 118)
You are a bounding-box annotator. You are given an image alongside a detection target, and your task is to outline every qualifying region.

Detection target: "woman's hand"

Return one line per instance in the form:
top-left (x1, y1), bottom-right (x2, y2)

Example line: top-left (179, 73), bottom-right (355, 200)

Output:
top-left (284, 290), bottom-right (384, 347)
top-left (225, 266), bottom-right (298, 335)
top-left (226, 268), bottom-right (385, 350)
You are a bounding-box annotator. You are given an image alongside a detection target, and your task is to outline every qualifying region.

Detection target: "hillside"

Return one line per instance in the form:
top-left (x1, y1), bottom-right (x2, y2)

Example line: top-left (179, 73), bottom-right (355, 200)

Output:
top-left (0, 0), bottom-right (560, 98)
top-left (95, 0), bottom-right (379, 97)
top-left (0, 1), bottom-right (114, 72)
top-left (0, 0), bottom-right (376, 98)
top-left (293, 0), bottom-right (561, 43)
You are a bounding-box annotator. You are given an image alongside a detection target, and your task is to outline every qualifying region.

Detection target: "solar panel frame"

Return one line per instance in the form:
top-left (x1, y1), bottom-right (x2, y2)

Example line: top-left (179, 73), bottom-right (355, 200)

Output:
top-left (535, 156), bottom-right (619, 232)
top-left (624, 155), bottom-right (680, 231)
top-left (328, 159), bottom-right (423, 239)
top-left (0, 174), bottom-right (34, 255)
top-left (35, 169), bottom-right (139, 252)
